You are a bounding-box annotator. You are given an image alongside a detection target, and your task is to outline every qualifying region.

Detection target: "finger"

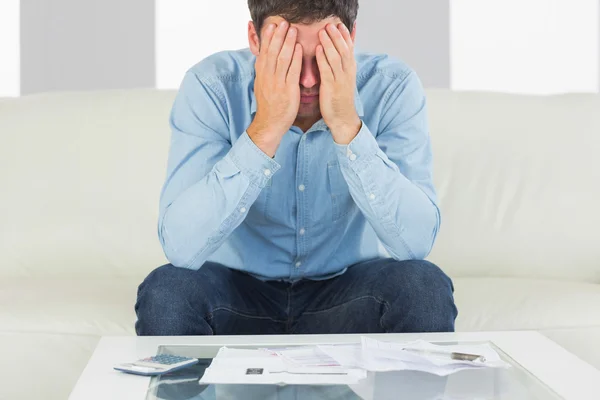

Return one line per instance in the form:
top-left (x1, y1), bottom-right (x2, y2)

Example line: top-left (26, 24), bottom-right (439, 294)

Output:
top-left (337, 23), bottom-right (356, 72)
top-left (276, 27), bottom-right (297, 81)
top-left (319, 29), bottom-right (343, 78)
top-left (259, 23), bottom-right (276, 57)
top-left (315, 44), bottom-right (334, 82)
top-left (338, 23), bottom-right (354, 51)
top-left (327, 23), bottom-right (350, 59)
top-left (286, 43), bottom-right (303, 84)
top-left (266, 21), bottom-right (289, 73)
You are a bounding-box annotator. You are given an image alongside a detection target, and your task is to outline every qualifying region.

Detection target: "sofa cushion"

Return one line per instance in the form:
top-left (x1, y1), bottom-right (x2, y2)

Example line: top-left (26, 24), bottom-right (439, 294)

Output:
top-left (453, 277), bottom-right (600, 331)
top-left (0, 90), bottom-right (173, 279)
top-left (1, 277), bottom-right (138, 336)
top-left (425, 90), bottom-right (600, 282)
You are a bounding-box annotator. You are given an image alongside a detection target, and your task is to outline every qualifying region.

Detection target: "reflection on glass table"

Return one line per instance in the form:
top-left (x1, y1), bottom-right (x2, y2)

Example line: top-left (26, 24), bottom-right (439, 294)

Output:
top-left (146, 341), bottom-right (562, 400)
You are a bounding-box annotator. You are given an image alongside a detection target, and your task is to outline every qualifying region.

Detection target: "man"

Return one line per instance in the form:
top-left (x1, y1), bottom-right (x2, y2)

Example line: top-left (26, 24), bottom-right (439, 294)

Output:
top-left (135, 0), bottom-right (457, 336)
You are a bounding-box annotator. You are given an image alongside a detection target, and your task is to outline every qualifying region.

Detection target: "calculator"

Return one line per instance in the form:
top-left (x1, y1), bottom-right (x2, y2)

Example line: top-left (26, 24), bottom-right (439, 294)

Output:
top-left (113, 354), bottom-right (199, 376)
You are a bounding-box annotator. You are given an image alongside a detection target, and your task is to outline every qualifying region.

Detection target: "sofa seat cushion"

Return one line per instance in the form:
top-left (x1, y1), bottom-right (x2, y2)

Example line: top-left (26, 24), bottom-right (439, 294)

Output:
top-left (2, 277), bottom-right (139, 336)
top-left (454, 277), bottom-right (600, 331)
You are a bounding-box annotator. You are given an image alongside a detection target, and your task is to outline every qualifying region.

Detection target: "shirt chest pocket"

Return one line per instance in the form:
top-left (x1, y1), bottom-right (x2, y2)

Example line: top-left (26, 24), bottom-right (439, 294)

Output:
top-left (251, 176), bottom-right (296, 226)
top-left (327, 161), bottom-right (356, 222)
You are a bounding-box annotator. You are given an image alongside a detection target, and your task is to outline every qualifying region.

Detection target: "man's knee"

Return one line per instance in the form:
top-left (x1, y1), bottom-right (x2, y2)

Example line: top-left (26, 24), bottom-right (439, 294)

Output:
top-left (400, 259), bottom-right (454, 293)
top-left (377, 259), bottom-right (454, 293)
top-left (134, 264), bottom-right (213, 336)
top-left (380, 259), bottom-right (457, 332)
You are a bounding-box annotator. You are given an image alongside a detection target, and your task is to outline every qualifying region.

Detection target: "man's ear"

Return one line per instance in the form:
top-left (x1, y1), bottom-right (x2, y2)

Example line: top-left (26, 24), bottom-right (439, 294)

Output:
top-left (248, 21), bottom-right (260, 56)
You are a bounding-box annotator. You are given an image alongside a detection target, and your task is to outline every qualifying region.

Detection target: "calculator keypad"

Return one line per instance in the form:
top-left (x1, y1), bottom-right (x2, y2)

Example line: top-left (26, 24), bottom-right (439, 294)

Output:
top-left (141, 355), bottom-right (192, 365)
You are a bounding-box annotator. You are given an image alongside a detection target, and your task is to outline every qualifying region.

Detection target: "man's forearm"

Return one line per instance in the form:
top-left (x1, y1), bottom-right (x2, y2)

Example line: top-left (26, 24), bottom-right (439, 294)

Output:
top-left (336, 123), bottom-right (440, 260)
top-left (159, 132), bottom-right (280, 269)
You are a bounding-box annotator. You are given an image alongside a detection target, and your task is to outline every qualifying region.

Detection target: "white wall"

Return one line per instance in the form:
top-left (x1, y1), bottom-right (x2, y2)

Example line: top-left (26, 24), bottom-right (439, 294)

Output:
top-left (355, 0), bottom-right (451, 88)
top-left (20, 0), bottom-right (155, 95)
top-left (156, 0), bottom-right (251, 89)
top-left (451, 0), bottom-right (599, 94)
top-left (0, 0), bottom-right (20, 97)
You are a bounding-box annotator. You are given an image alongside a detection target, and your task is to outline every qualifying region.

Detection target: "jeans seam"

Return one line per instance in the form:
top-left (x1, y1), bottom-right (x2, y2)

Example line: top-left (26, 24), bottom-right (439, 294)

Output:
top-left (301, 295), bottom-right (388, 316)
top-left (379, 299), bottom-right (392, 332)
top-left (204, 307), bottom-right (287, 323)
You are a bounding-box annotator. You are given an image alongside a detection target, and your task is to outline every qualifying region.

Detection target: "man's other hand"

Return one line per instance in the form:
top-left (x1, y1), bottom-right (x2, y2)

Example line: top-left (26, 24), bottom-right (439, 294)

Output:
top-left (248, 21), bottom-right (303, 157)
top-left (316, 23), bottom-right (361, 145)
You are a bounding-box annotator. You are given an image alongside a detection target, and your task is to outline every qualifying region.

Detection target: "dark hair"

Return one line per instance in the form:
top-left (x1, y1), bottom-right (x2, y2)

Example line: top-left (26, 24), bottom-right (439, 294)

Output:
top-left (248, 0), bottom-right (359, 39)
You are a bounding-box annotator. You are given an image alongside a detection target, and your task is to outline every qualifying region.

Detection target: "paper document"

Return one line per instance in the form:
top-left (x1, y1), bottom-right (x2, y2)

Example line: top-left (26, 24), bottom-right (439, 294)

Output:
top-left (262, 345), bottom-right (340, 367)
top-left (318, 337), bottom-right (510, 376)
top-left (199, 347), bottom-right (366, 385)
top-left (362, 337), bottom-right (507, 366)
top-left (199, 338), bottom-right (510, 386)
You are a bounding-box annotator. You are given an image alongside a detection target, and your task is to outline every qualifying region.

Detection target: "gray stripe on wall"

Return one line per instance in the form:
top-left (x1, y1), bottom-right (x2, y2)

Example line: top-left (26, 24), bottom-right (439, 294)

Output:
top-left (20, 0), bottom-right (155, 95)
top-left (355, 0), bottom-right (450, 88)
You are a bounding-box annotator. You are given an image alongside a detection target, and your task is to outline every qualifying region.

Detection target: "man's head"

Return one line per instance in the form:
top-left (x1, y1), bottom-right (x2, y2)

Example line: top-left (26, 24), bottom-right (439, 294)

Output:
top-left (247, 0), bottom-right (359, 123)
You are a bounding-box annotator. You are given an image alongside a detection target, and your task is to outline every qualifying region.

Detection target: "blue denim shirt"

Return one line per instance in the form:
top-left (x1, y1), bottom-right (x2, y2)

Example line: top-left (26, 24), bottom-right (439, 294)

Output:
top-left (159, 48), bottom-right (440, 281)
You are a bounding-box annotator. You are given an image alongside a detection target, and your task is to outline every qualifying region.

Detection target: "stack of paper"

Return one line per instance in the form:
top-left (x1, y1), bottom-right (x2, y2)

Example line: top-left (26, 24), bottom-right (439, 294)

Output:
top-left (318, 337), bottom-right (510, 377)
top-left (199, 337), bottom-right (510, 385)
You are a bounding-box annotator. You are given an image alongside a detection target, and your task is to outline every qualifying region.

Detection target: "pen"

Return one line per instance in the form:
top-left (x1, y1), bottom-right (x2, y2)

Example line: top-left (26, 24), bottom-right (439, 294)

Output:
top-left (402, 348), bottom-right (486, 363)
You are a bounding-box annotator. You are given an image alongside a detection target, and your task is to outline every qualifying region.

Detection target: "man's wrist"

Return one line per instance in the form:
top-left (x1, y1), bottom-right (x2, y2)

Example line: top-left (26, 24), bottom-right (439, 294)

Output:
top-left (331, 117), bottom-right (362, 145)
top-left (247, 121), bottom-right (283, 158)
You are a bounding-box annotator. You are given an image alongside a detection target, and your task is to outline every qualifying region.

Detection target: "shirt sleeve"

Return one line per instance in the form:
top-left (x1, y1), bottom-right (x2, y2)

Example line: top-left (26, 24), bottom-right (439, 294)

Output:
top-left (158, 71), bottom-right (280, 270)
top-left (335, 70), bottom-right (440, 260)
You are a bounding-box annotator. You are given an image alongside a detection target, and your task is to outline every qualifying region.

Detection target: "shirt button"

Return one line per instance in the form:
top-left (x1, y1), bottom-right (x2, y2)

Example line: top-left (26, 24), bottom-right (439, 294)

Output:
top-left (240, 207), bottom-right (247, 213)
top-left (298, 184), bottom-right (305, 192)
top-left (369, 193), bottom-right (376, 200)
top-left (295, 261), bottom-right (302, 268)
top-left (264, 169), bottom-right (272, 177)
top-left (299, 228), bottom-right (305, 235)
top-left (349, 154), bottom-right (357, 161)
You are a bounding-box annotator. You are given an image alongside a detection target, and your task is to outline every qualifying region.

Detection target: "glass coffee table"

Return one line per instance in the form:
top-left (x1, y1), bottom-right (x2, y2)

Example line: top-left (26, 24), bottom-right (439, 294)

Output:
top-left (70, 331), bottom-right (600, 399)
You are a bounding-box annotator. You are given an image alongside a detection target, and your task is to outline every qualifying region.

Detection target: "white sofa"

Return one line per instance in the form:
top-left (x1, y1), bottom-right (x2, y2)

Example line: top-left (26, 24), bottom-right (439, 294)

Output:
top-left (1, 88), bottom-right (599, 399)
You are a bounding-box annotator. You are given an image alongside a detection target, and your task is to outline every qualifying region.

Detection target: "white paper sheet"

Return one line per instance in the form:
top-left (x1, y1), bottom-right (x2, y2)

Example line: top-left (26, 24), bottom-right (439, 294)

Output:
top-left (199, 347), bottom-right (367, 385)
top-left (318, 337), bottom-right (510, 376)
top-left (262, 346), bottom-right (341, 367)
top-left (362, 337), bottom-right (509, 368)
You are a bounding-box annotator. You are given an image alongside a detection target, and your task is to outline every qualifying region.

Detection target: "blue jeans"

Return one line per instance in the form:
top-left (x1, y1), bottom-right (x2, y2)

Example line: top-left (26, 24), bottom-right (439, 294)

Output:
top-left (135, 258), bottom-right (457, 335)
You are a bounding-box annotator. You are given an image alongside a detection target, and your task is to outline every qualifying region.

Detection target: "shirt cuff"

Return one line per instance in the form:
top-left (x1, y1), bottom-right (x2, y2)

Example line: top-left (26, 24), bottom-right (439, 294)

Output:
top-left (335, 121), bottom-right (380, 171)
top-left (227, 131), bottom-right (281, 187)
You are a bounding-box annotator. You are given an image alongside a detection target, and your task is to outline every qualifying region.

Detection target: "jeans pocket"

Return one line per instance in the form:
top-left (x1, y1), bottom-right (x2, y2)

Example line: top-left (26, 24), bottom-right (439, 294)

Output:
top-left (327, 161), bottom-right (355, 222)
